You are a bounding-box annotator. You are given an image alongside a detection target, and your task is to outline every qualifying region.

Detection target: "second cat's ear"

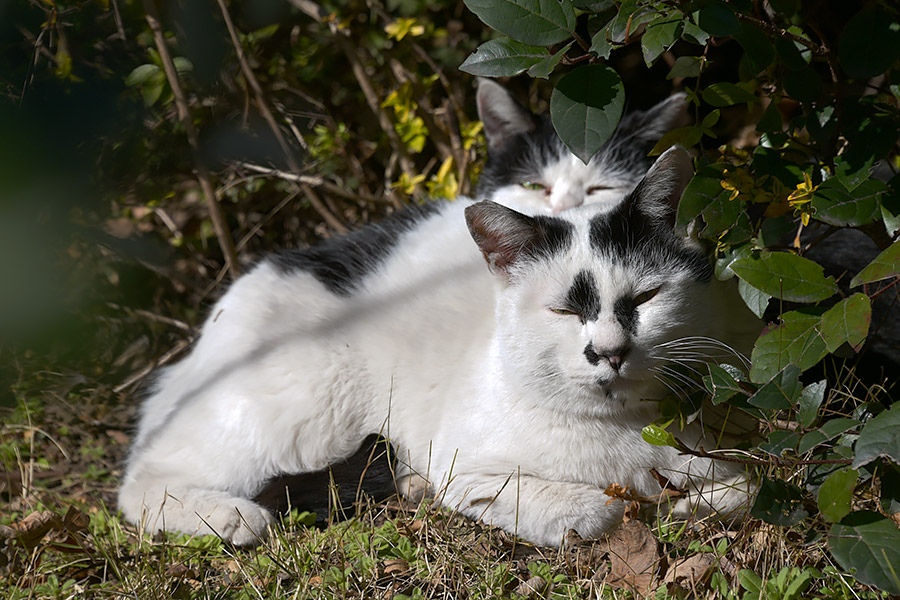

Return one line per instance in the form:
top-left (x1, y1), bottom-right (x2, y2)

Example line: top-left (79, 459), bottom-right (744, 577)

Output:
top-left (465, 201), bottom-right (571, 281)
top-left (615, 93), bottom-right (689, 148)
top-left (476, 78), bottom-right (537, 150)
top-left (624, 146), bottom-right (693, 227)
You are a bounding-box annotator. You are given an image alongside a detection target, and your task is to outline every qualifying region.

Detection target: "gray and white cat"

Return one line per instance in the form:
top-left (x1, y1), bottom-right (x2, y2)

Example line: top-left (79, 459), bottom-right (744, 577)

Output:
top-left (475, 78), bottom-right (687, 214)
top-left (119, 125), bottom-right (761, 545)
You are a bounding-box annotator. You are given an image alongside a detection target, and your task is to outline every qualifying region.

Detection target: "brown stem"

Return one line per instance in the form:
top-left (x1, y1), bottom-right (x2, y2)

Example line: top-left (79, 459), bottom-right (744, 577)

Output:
top-left (677, 442), bottom-right (853, 467)
top-left (143, 0), bottom-right (241, 279)
top-left (290, 0), bottom-right (415, 207)
top-left (214, 0), bottom-right (348, 233)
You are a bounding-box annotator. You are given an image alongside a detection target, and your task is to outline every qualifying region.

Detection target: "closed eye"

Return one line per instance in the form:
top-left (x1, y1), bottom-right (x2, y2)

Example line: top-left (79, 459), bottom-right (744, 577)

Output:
top-left (586, 184), bottom-right (614, 194)
top-left (634, 287), bottom-right (662, 306)
top-left (521, 181), bottom-right (548, 192)
top-left (549, 307), bottom-right (578, 317)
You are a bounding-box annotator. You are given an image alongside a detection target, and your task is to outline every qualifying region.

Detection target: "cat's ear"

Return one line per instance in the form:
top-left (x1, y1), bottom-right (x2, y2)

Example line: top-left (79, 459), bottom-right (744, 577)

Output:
top-left (624, 146), bottom-right (693, 227)
top-left (465, 201), bottom-right (569, 281)
top-left (476, 78), bottom-right (537, 150)
top-left (615, 93), bottom-right (689, 148)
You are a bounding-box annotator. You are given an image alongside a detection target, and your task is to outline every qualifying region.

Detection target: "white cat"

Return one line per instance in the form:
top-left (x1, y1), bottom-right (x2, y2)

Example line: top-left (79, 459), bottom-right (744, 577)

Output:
top-left (119, 146), bottom-right (760, 546)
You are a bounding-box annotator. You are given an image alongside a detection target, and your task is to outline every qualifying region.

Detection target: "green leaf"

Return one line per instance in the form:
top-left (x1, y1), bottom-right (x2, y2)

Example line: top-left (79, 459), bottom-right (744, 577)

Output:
top-left (172, 56), bottom-right (193, 74)
top-left (750, 309), bottom-right (828, 383)
top-left (641, 424), bottom-right (678, 448)
top-left (737, 278), bottom-right (771, 319)
top-left (881, 178), bottom-right (900, 236)
top-left (641, 13), bottom-right (682, 67)
top-left (681, 20), bottom-right (710, 45)
top-left (775, 36), bottom-right (809, 70)
top-left (812, 180), bottom-right (881, 227)
top-left (697, 2), bottom-right (740, 37)
top-left (667, 55), bottom-right (702, 80)
top-left (549, 64), bottom-right (625, 163)
top-left (527, 41), bottom-right (572, 79)
top-left (748, 364), bottom-right (802, 410)
top-left (705, 363), bottom-right (745, 404)
top-left (589, 26), bottom-right (613, 59)
top-left (676, 167), bottom-right (725, 232)
top-left (734, 21), bottom-right (774, 73)
top-left (125, 63), bottom-right (159, 87)
top-left (881, 465), bottom-right (900, 515)
top-left (751, 477), bottom-right (808, 526)
top-left (648, 125), bottom-right (702, 156)
top-left (760, 430), bottom-right (799, 457)
top-left (701, 82), bottom-right (757, 107)
top-left (798, 380), bottom-right (826, 428)
top-left (852, 403), bottom-right (900, 469)
top-left (838, 7), bottom-right (900, 79)
top-left (783, 66), bottom-right (823, 102)
top-left (819, 293), bottom-right (871, 353)
top-left (818, 468), bottom-right (858, 523)
top-left (608, 0), bottom-right (656, 43)
top-left (798, 418), bottom-right (860, 454)
top-left (828, 511), bottom-right (900, 594)
top-left (459, 39), bottom-right (549, 77)
top-left (731, 252), bottom-right (839, 303)
top-left (463, 0), bottom-right (577, 46)
top-left (849, 239), bottom-right (900, 287)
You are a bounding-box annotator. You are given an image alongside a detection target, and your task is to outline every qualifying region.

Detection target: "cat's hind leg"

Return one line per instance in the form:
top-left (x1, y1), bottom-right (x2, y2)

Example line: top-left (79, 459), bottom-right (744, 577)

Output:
top-left (118, 472), bottom-right (274, 546)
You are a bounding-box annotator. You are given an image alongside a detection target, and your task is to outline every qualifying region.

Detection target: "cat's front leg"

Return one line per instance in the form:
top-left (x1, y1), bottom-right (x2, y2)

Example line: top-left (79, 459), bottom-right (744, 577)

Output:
top-left (444, 473), bottom-right (626, 546)
top-left (670, 472), bottom-right (755, 525)
top-left (118, 475), bottom-right (273, 546)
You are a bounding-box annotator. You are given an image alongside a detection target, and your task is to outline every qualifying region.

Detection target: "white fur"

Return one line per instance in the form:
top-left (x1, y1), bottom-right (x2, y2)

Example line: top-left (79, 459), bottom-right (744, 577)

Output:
top-left (120, 185), bottom-right (761, 546)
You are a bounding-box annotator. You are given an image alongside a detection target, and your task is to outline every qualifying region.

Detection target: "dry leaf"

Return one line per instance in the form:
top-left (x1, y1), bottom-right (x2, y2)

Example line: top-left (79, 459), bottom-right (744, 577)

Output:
top-left (662, 553), bottom-right (716, 592)
top-left (513, 575), bottom-right (546, 597)
top-left (11, 511), bottom-right (62, 549)
top-left (602, 520), bottom-right (661, 596)
top-left (381, 558), bottom-right (409, 576)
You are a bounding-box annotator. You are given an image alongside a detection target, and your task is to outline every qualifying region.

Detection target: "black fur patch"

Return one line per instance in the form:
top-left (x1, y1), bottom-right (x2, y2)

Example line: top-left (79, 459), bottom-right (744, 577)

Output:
top-left (565, 270), bottom-right (601, 322)
top-left (613, 295), bottom-right (638, 334)
top-left (269, 202), bottom-right (441, 296)
top-left (584, 343), bottom-right (601, 366)
top-left (588, 201), bottom-right (711, 282)
top-left (253, 434), bottom-right (396, 521)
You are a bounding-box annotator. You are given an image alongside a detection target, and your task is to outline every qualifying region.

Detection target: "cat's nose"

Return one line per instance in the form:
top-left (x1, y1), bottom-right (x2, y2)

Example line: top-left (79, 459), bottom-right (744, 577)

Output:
top-left (584, 344), bottom-right (630, 371)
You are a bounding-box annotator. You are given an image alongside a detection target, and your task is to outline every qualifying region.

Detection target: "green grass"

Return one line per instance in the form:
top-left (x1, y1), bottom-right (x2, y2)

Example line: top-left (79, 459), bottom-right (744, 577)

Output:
top-left (1, 369), bottom-right (893, 599)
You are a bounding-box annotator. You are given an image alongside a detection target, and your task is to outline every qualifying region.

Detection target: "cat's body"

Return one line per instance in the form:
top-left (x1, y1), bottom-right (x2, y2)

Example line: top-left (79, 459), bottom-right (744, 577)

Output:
top-left (119, 136), bottom-right (761, 545)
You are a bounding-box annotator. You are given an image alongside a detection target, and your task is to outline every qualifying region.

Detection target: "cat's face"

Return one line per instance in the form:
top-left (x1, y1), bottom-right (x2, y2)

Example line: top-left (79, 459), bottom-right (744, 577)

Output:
top-left (467, 148), bottom-right (718, 416)
top-left (474, 79), bottom-right (686, 216)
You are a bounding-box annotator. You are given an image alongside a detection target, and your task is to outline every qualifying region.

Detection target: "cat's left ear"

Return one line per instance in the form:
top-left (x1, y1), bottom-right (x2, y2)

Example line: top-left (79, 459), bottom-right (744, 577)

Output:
top-left (465, 201), bottom-right (570, 281)
top-left (624, 146), bottom-right (693, 227)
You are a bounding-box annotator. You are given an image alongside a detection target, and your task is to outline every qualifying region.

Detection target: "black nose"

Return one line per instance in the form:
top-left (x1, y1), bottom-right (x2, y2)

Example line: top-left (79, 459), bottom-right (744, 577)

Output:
top-left (584, 344), bottom-right (630, 371)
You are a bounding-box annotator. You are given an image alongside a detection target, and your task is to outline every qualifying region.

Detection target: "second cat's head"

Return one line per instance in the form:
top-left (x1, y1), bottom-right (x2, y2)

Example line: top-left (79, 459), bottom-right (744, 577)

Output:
top-left (474, 78), bottom-right (687, 216)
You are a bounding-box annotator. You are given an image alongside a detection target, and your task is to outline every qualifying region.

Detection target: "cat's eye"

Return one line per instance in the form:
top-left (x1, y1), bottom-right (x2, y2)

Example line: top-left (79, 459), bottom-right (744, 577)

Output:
top-left (586, 185), bottom-right (613, 194)
top-left (549, 307), bottom-right (578, 317)
top-left (521, 181), bottom-right (548, 191)
top-left (634, 287), bottom-right (662, 306)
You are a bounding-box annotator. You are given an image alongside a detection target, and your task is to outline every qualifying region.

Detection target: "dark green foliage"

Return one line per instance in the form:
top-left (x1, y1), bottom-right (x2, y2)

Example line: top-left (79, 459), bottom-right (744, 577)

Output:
top-left (464, 0), bottom-right (900, 593)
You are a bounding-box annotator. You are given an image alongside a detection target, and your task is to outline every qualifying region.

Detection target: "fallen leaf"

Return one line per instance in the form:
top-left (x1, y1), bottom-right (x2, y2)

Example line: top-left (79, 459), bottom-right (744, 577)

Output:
top-left (11, 511), bottom-right (62, 549)
top-left (513, 575), bottom-right (546, 597)
top-left (662, 553), bottom-right (716, 592)
top-left (382, 558), bottom-right (409, 576)
top-left (602, 520), bottom-right (661, 596)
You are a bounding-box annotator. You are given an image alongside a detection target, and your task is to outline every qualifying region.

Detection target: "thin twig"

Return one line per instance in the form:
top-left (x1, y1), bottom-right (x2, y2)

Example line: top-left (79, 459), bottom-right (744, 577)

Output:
top-left (214, 0), bottom-right (348, 233)
top-left (235, 161), bottom-right (390, 205)
top-left (290, 0), bottom-right (415, 207)
top-left (143, 0), bottom-right (241, 279)
top-left (113, 339), bottom-right (193, 394)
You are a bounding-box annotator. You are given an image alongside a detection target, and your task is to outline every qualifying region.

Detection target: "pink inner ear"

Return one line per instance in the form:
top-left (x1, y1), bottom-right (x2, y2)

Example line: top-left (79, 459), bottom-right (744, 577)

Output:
top-left (465, 201), bottom-right (536, 277)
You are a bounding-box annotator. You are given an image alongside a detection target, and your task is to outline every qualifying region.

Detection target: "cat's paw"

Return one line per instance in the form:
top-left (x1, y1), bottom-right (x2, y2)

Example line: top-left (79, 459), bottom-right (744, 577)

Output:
top-left (208, 498), bottom-right (274, 546)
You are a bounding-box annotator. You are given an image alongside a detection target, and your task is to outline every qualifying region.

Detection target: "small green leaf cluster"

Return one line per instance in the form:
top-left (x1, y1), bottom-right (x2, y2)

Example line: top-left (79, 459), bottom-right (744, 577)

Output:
top-left (463, 0), bottom-right (900, 594)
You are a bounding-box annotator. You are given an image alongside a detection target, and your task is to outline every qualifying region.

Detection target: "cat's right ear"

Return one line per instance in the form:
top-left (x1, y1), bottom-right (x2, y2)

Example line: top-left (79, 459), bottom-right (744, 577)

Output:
top-left (476, 78), bottom-right (537, 150)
